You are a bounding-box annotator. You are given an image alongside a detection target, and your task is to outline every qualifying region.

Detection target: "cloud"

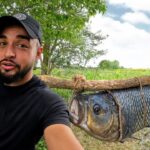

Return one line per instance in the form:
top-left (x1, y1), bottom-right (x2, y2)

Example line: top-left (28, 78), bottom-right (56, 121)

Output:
top-left (88, 14), bottom-right (150, 68)
top-left (121, 12), bottom-right (150, 25)
top-left (108, 0), bottom-right (150, 12)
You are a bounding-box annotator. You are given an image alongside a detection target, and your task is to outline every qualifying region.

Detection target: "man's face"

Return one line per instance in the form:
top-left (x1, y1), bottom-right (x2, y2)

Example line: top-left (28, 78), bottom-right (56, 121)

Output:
top-left (0, 25), bottom-right (41, 85)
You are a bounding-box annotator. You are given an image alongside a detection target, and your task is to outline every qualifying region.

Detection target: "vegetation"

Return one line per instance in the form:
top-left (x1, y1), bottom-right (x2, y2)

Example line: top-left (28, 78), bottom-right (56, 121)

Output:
top-left (35, 68), bottom-right (150, 150)
top-left (0, 0), bottom-right (107, 74)
top-left (98, 59), bottom-right (123, 69)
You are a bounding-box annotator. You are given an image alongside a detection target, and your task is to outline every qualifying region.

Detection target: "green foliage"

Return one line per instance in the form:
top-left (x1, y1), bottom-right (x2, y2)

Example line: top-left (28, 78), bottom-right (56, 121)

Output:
top-left (35, 138), bottom-right (47, 150)
top-left (98, 59), bottom-right (123, 69)
top-left (0, 0), bottom-right (107, 74)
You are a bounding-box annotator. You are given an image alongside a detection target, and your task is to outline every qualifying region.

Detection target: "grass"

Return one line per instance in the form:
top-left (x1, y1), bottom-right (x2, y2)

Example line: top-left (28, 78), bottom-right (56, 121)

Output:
top-left (36, 68), bottom-right (150, 150)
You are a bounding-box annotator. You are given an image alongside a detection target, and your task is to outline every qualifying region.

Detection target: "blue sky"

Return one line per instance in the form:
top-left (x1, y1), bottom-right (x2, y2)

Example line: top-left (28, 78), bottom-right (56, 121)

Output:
top-left (88, 0), bottom-right (150, 68)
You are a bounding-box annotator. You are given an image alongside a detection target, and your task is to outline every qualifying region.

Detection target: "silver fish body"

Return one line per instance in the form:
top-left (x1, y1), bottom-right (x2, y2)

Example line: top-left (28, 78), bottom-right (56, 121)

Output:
top-left (69, 86), bottom-right (150, 141)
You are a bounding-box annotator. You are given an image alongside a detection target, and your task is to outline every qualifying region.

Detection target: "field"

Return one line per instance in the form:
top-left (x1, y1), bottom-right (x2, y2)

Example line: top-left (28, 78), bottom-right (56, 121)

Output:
top-left (36, 68), bottom-right (150, 150)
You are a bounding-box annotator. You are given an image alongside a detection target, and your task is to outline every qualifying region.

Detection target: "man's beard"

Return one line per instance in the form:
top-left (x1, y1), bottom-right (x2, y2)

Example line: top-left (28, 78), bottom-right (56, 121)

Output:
top-left (0, 63), bottom-right (32, 84)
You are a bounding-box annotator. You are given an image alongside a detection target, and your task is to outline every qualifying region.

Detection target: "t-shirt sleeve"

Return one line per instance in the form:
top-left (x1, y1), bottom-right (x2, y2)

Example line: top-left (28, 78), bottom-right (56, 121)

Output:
top-left (37, 88), bottom-right (70, 130)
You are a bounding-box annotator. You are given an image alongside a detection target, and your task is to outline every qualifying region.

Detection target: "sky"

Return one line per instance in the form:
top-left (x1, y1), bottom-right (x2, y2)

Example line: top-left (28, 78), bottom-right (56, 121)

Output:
top-left (88, 0), bottom-right (150, 68)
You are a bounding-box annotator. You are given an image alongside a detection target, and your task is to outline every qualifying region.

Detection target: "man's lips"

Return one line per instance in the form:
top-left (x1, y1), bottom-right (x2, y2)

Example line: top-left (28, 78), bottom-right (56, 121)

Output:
top-left (0, 61), bottom-right (16, 71)
top-left (1, 65), bottom-right (15, 70)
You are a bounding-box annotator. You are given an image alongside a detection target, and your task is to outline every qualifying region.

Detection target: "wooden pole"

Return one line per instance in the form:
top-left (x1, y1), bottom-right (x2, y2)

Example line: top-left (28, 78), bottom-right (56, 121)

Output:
top-left (39, 75), bottom-right (150, 91)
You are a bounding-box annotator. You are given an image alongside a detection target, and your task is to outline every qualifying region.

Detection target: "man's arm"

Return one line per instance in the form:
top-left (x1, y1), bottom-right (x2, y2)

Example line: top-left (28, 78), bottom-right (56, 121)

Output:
top-left (44, 124), bottom-right (84, 150)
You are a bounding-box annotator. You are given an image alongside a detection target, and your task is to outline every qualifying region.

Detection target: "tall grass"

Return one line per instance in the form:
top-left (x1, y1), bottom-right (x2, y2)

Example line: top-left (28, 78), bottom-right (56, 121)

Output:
top-left (51, 68), bottom-right (150, 80)
top-left (36, 68), bottom-right (150, 150)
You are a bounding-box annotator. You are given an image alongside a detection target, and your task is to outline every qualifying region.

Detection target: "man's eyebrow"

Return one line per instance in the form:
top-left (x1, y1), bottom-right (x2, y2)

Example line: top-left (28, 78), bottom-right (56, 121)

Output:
top-left (0, 35), bottom-right (6, 39)
top-left (17, 35), bottom-right (30, 41)
top-left (0, 35), bottom-right (31, 41)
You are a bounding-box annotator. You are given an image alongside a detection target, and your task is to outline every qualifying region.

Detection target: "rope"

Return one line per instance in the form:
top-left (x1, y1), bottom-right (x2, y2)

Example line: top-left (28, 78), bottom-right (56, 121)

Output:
top-left (106, 90), bottom-right (123, 141)
top-left (72, 74), bottom-right (86, 94)
top-left (69, 75), bottom-right (86, 109)
top-left (135, 77), bottom-right (147, 126)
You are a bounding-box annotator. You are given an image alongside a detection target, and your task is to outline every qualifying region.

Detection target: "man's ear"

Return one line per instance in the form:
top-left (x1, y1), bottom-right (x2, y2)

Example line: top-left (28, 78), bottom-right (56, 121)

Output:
top-left (36, 47), bottom-right (43, 59)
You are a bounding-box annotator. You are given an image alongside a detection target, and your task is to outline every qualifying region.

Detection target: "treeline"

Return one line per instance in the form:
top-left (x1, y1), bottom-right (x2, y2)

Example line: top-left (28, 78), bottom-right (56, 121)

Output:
top-left (65, 59), bottom-right (124, 69)
top-left (98, 60), bottom-right (124, 69)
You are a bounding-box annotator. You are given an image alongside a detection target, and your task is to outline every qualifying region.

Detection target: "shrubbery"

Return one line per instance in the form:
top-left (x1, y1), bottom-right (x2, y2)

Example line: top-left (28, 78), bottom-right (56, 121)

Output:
top-left (98, 60), bottom-right (123, 69)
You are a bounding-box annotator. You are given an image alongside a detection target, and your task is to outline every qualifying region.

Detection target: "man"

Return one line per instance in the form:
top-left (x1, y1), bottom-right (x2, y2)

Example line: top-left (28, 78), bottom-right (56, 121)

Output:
top-left (0, 13), bottom-right (84, 150)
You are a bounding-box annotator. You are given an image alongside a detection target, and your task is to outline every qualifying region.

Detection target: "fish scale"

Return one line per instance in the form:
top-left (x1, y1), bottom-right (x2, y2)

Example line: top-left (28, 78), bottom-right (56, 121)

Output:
top-left (112, 86), bottom-right (150, 139)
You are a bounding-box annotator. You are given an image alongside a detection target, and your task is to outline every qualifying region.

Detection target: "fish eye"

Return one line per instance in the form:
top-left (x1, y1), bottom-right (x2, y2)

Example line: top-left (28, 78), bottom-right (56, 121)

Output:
top-left (93, 104), bottom-right (101, 115)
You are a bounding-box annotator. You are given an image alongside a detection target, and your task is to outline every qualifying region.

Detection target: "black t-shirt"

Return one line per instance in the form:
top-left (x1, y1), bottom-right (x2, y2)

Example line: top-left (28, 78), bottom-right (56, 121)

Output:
top-left (0, 75), bottom-right (70, 150)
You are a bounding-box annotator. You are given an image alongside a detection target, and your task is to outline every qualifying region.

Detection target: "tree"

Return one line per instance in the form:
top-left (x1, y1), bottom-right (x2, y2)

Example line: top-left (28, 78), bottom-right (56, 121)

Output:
top-left (77, 27), bottom-right (107, 67)
top-left (99, 60), bottom-right (121, 69)
top-left (0, 0), bottom-right (106, 74)
top-left (46, 27), bottom-right (107, 70)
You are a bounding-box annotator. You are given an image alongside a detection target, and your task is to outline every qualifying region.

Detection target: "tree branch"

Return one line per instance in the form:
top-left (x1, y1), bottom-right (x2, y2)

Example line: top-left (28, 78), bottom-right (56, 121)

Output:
top-left (39, 75), bottom-right (150, 91)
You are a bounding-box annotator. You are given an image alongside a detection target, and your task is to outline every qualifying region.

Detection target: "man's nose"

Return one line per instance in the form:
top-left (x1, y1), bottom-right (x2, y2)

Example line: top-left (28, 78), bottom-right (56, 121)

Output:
top-left (4, 44), bottom-right (16, 58)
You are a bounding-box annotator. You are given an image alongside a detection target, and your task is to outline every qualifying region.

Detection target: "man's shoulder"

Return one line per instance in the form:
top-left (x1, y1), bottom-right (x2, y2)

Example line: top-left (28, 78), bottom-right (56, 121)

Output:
top-left (32, 76), bottom-right (64, 103)
top-left (36, 86), bottom-right (63, 104)
top-left (28, 75), bottom-right (67, 112)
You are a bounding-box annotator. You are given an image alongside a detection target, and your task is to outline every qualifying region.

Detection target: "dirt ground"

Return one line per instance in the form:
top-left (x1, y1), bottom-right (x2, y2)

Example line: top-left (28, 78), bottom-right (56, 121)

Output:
top-left (72, 126), bottom-right (150, 150)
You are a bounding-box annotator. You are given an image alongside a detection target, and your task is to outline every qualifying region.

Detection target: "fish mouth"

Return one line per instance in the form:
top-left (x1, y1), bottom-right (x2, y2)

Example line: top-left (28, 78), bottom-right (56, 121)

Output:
top-left (69, 96), bottom-right (84, 125)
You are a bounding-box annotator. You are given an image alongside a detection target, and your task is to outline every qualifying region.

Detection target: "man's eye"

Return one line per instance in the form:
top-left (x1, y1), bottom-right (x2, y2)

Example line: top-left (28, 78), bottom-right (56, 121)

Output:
top-left (0, 42), bottom-right (7, 47)
top-left (17, 44), bottom-right (29, 49)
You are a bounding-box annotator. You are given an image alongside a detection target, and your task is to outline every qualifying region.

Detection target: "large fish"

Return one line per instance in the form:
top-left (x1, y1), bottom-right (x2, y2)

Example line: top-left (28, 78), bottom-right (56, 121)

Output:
top-left (69, 85), bottom-right (150, 142)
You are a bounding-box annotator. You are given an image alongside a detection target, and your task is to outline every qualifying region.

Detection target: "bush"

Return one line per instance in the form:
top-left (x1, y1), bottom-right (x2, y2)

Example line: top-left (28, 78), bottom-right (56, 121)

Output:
top-left (98, 59), bottom-right (122, 69)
